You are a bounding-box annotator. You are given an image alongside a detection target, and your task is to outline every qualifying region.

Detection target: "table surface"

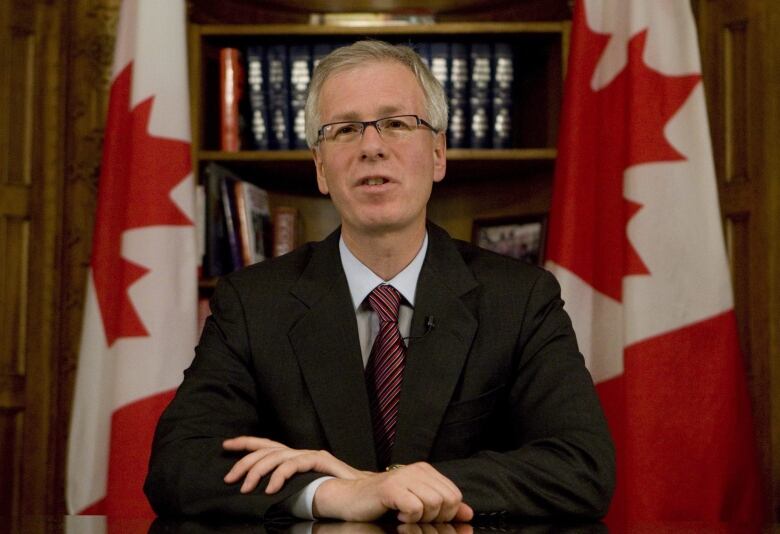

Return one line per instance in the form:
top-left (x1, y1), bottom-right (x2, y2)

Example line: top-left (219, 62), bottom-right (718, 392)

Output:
top-left (2, 516), bottom-right (776, 534)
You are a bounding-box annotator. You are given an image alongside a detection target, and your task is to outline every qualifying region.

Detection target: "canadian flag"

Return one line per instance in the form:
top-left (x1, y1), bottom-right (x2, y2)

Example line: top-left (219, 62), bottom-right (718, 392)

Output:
top-left (546, 0), bottom-right (764, 525)
top-left (67, 0), bottom-right (196, 517)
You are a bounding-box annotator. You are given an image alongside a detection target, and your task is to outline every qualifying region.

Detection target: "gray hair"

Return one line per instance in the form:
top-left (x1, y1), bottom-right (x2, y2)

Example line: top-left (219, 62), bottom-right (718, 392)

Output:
top-left (304, 40), bottom-right (448, 148)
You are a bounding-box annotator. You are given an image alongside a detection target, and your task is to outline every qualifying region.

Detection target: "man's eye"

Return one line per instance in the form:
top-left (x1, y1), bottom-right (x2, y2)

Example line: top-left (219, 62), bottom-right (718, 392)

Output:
top-left (385, 120), bottom-right (409, 130)
top-left (335, 124), bottom-right (360, 136)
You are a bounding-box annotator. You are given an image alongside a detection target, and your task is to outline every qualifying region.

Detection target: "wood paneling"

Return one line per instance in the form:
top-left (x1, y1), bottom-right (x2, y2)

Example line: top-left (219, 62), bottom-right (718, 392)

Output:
top-left (697, 0), bottom-right (780, 520)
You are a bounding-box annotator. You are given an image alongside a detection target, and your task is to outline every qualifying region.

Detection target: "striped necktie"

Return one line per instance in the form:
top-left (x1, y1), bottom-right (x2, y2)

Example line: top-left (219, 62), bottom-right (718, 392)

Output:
top-left (365, 284), bottom-right (406, 468)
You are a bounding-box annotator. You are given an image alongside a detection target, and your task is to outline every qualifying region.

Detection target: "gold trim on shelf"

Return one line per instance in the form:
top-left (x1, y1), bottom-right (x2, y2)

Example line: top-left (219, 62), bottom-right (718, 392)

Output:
top-left (196, 21), bottom-right (568, 37)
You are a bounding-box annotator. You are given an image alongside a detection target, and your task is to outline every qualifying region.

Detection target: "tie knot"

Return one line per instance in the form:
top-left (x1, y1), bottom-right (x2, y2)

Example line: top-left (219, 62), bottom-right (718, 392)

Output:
top-left (368, 285), bottom-right (402, 323)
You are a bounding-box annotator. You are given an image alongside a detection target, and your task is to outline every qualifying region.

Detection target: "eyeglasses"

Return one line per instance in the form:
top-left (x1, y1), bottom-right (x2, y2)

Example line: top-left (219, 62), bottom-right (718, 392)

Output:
top-left (317, 114), bottom-right (438, 144)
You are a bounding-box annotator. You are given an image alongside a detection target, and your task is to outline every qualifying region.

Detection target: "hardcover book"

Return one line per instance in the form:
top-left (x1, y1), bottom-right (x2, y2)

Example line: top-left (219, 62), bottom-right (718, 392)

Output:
top-left (267, 44), bottom-right (291, 150)
top-left (492, 43), bottom-right (514, 148)
top-left (246, 45), bottom-right (270, 150)
top-left (469, 43), bottom-right (492, 148)
top-left (219, 48), bottom-right (245, 151)
top-left (233, 180), bottom-right (271, 265)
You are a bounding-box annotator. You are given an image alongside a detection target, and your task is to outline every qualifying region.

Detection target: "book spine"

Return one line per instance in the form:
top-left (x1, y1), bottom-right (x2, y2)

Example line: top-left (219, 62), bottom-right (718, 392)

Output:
top-left (429, 42), bottom-right (449, 104)
top-left (232, 181), bottom-right (253, 267)
top-left (220, 48), bottom-right (243, 152)
top-left (246, 45), bottom-right (270, 150)
top-left (469, 43), bottom-right (492, 148)
top-left (289, 45), bottom-right (312, 149)
top-left (220, 175), bottom-right (243, 270)
top-left (273, 206), bottom-right (299, 257)
top-left (267, 44), bottom-right (291, 150)
top-left (492, 43), bottom-right (514, 149)
top-left (203, 164), bottom-right (231, 277)
top-left (448, 43), bottom-right (468, 149)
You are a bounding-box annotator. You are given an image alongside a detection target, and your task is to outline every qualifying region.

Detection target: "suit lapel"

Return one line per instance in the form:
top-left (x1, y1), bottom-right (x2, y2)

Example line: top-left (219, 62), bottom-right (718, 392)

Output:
top-left (392, 224), bottom-right (480, 464)
top-left (288, 230), bottom-right (378, 471)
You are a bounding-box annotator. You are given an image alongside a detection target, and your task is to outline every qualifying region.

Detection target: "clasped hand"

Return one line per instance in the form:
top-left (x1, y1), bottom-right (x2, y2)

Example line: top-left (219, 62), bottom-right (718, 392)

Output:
top-left (222, 436), bottom-right (473, 523)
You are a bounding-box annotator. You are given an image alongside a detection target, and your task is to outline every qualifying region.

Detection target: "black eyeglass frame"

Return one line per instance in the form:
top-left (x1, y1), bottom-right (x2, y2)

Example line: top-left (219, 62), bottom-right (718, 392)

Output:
top-left (316, 114), bottom-right (439, 144)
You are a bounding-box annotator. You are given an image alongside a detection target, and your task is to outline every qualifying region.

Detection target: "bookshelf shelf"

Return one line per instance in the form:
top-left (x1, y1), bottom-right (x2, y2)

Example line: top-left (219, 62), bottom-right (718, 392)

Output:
top-left (197, 21), bottom-right (568, 37)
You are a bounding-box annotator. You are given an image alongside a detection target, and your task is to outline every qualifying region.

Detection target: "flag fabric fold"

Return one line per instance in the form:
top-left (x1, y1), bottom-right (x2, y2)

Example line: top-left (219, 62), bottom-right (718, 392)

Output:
top-left (67, 0), bottom-right (196, 517)
top-left (546, 0), bottom-right (763, 524)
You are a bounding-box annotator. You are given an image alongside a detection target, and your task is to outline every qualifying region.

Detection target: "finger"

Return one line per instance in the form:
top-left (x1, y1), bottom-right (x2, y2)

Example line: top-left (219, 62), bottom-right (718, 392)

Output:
top-left (222, 436), bottom-right (285, 451)
top-left (454, 503), bottom-right (474, 523)
top-left (266, 450), bottom-right (360, 493)
top-left (240, 449), bottom-right (311, 493)
top-left (224, 447), bottom-right (283, 483)
top-left (265, 454), bottom-right (321, 493)
top-left (396, 524), bottom-right (423, 534)
top-left (407, 482), bottom-right (447, 523)
top-left (394, 488), bottom-right (426, 524)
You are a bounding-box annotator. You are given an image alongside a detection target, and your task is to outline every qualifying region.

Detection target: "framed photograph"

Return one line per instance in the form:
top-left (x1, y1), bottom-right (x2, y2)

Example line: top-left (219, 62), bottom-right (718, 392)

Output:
top-left (472, 214), bottom-right (547, 265)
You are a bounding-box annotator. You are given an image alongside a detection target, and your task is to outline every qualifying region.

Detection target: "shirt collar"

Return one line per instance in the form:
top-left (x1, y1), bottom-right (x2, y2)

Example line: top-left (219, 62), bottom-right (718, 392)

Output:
top-left (339, 232), bottom-right (428, 310)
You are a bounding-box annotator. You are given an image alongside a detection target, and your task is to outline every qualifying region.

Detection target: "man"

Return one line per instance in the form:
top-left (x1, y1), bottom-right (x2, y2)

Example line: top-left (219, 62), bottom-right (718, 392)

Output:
top-left (145, 41), bottom-right (614, 523)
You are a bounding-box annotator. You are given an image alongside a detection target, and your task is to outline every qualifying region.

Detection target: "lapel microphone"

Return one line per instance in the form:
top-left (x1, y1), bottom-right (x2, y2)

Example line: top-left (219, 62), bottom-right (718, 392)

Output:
top-left (403, 315), bottom-right (437, 343)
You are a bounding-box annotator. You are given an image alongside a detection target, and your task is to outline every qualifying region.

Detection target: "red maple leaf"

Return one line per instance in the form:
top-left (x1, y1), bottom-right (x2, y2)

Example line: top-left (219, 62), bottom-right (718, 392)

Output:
top-left (546, 5), bottom-right (701, 302)
top-left (91, 63), bottom-right (192, 346)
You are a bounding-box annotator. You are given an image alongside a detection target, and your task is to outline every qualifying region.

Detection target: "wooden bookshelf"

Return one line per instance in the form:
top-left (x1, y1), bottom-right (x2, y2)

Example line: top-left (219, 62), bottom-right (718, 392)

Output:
top-left (189, 19), bottom-right (569, 255)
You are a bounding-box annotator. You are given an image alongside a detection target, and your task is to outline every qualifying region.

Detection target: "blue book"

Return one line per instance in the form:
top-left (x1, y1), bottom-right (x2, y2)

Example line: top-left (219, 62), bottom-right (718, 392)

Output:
top-left (266, 44), bottom-right (291, 150)
top-left (416, 42), bottom-right (431, 70)
top-left (448, 43), bottom-right (469, 149)
top-left (313, 43), bottom-right (333, 71)
top-left (492, 43), bottom-right (514, 148)
top-left (246, 45), bottom-right (270, 150)
top-left (469, 43), bottom-right (492, 148)
top-left (289, 45), bottom-right (312, 149)
top-left (429, 42), bottom-right (449, 98)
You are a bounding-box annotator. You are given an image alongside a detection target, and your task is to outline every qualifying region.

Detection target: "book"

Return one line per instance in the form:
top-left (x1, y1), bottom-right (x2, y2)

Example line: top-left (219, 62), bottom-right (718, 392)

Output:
top-left (429, 42), bottom-right (449, 98)
top-left (289, 45), bottom-right (312, 149)
top-left (246, 45), bottom-right (270, 150)
top-left (469, 43), bottom-right (492, 148)
top-left (448, 43), bottom-right (469, 149)
top-left (219, 172), bottom-right (243, 270)
top-left (233, 180), bottom-right (271, 265)
top-left (267, 44), bottom-right (291, 150)
top-left (272, 206), bottom-right (299, 257)
top-left (492, 43), bottom-right (514, 148)
top-left (313, 43), bottom-right (333, 70)
top-left (219, 48), bottom-right (245, 152)
top-left (203, 163), bottom-right (236, 277)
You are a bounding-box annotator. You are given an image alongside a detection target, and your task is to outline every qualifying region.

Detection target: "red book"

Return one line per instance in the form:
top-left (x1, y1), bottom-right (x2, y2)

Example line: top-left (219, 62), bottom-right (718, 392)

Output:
top-left (220, 48), bottom-right (243, 152)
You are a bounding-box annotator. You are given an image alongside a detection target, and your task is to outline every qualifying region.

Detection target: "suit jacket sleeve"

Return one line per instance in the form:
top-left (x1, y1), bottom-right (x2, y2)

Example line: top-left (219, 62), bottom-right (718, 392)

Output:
top-left (144, 276), bottom-right (320, 519)
top-left (433, 269), bottom-right (615, 519)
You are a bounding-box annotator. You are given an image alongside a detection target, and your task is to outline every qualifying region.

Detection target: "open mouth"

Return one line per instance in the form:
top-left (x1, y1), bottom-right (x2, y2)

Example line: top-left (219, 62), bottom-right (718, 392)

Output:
top-left (360, 176), bottom-right (390, 186)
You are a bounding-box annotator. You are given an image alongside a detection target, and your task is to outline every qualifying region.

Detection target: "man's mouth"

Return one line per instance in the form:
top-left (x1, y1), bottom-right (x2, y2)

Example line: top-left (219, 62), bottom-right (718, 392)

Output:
top-left (360, 176), bottom-right (390, 186)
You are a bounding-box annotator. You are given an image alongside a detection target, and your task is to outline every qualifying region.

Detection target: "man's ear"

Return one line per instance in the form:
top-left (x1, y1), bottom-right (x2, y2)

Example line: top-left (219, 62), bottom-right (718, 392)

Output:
top-left (433, 132), bottom-right (447, 183)
top-left (312, 147), bottom-right (329, 194)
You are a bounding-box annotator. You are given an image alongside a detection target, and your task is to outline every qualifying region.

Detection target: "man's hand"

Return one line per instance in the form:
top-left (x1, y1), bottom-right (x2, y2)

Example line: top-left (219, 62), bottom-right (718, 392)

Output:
top-left (313, 462), bottom-right (474, 524)
top-left (223, 436), bottom-right (366, 494)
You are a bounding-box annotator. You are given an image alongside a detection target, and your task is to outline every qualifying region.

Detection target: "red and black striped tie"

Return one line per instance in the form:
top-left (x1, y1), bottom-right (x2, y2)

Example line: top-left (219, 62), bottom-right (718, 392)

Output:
top-left (365, 284), bottom-right (406, 468)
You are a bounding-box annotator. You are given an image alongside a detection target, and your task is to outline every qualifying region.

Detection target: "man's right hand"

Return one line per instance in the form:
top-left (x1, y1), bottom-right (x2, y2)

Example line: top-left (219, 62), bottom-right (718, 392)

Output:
top-left (312, 462), bottom-right (474, 524)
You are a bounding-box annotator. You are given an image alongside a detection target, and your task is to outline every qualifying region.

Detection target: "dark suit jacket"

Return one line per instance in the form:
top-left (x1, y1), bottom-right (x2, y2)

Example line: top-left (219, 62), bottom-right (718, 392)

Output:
top-left (144, 223), bottom-right (614, 521)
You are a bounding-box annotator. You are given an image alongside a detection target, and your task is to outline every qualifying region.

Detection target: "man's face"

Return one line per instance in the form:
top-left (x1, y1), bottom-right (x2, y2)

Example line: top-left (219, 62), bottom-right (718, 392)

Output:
top-left (312, 61), bottom-right (446, 239)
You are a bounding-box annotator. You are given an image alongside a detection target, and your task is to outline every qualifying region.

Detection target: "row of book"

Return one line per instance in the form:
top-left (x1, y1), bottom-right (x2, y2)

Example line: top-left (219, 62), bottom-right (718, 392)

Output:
top-left (219, 41), bottom-right (515, 152)
top-left (200, 163), bottom-right (299, 278)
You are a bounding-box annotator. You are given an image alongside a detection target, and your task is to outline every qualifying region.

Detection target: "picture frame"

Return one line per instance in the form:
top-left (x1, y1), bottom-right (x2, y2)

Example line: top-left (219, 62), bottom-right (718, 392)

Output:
top-left (472, 214), bottom-right (548, 266)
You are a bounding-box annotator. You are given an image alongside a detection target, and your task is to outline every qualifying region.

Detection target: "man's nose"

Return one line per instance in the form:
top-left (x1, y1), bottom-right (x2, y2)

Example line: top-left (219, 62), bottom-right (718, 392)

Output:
top-left (359, 123), bottom-right (386, 160)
